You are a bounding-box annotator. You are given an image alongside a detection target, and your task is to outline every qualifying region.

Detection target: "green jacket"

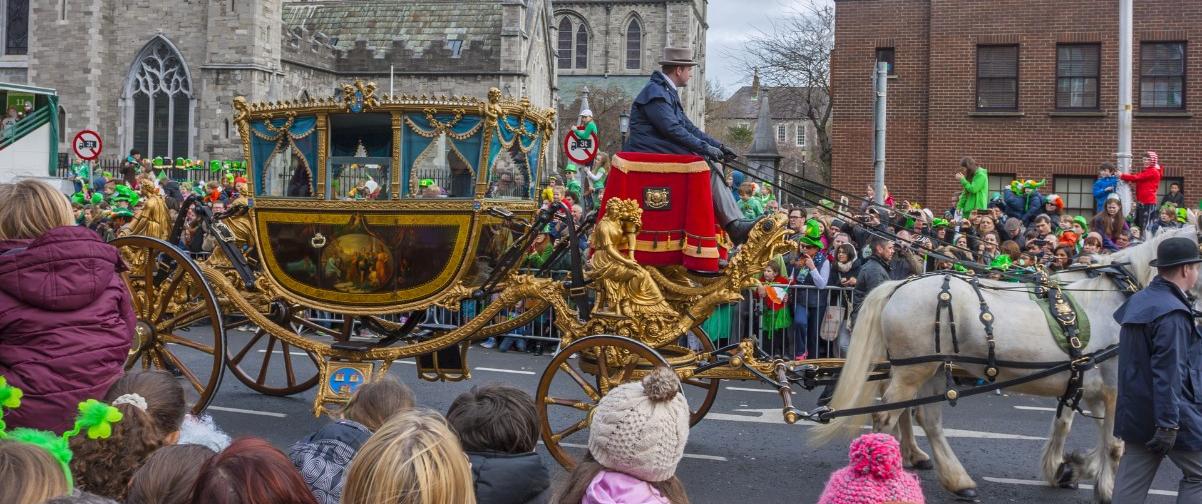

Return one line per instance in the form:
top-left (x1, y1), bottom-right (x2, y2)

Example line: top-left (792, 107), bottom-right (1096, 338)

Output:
top-left (572, 121), bottom-right (597, 141)
top-left (956, 167), bottom-right (989, 214)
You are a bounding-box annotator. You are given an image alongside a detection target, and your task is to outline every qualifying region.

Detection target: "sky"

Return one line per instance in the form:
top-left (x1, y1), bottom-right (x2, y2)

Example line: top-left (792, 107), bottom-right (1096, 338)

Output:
top-left (705, 0), bottom-right (833, 98)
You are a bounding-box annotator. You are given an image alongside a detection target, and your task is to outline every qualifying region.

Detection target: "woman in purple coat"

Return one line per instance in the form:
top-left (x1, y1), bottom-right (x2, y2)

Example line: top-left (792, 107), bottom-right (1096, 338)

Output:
top-left (0, 179), bottom-right (135, 433)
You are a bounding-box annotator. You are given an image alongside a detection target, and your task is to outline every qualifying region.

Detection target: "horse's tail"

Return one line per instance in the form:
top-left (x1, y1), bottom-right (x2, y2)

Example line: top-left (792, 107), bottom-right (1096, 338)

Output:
top-left (809, 280), bottom-right (898, 446)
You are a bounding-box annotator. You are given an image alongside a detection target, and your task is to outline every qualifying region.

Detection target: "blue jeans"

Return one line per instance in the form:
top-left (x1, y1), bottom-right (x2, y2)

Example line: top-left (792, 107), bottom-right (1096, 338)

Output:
top-left (792, 305), bottom-right (827, 358)
top-left (498, 336), bottom-right (527, 353)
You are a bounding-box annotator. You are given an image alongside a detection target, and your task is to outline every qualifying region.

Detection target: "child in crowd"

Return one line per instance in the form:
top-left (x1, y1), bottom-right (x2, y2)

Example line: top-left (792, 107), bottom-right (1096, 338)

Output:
top-left (0, 180), bottom-right (135, 433)
top-left (447, 384), bottom-right (550, 504)
top-left (737, 181), bottom-right (763, 219)
top-left (68, 370), bottom-right (192, 500)
top-left (290, 377), bottom-right (415, 504)
top-left (342, 409), bottom-right (476, 504)
top-left (192, 437), bottom-right (318, 504)
top-left (125, 444), bottom-right (217, 504)
top-left (556, 366), bottom-right (691, 504)
top-left (0, 439), bottom-right (70, 504)
top-left (818, 433), bottom-right (925, 504)
top-left (755, 260), bottom-right (791, 357)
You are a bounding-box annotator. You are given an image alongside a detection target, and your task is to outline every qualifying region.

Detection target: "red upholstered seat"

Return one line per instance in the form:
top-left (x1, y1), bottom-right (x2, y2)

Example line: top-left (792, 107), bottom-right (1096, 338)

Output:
top-left (596, 152), bottom-right (726, 272)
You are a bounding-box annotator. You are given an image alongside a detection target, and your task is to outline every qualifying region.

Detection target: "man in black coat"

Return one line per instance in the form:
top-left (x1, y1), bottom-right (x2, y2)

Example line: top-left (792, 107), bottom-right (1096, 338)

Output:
top-left (1111, 236), bottom-right (1202, 502)
top-left (623, 47), bottom-right (758, 243)
top-left (851, 235), bottom-right (894, 322)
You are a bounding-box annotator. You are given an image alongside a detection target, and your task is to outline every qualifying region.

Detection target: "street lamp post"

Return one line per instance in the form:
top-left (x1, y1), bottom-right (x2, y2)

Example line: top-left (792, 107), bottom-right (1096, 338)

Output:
top-left (619, 111), bottom-right (630, 148)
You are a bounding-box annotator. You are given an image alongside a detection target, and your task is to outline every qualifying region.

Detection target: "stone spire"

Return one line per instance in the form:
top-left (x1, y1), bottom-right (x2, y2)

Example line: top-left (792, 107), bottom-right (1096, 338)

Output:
top-left (751, 68), bottom-right (761, 96)
top-left (746, 87), bottom-right (782, 179)
top-left (578, 86), bottom-right (592, 117)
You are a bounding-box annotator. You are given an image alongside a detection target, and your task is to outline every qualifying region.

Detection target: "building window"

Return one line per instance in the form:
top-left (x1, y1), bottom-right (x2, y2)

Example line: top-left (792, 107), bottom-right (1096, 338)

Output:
top-left (575, 25), bottom-right (588, 69)
top-left (977, 45), bottom-right (1019, 110)
top-left (776, 124), bottom-right (786, 144)
top-left (1053, 176), bottom-right (1096, 217)
top-left (557, 17), bottom-right (573, 69)
top-left (4, 0), bottom-right (28, 55)
top-left (1140, 42), bottom-right (1186, 110)
top-left (123, 37), bottom-right (194, 159)
top-left (1056, 44), bottom-right (1100, 109)
top-left (625, 18), bottom-right (642, 70)
top-left (988, 173), bottom-right (1014, 197)
top-left (447, 39), bottom-right (463, 58)
top-left (875, 47), bottom-right (895, 76)
top-left (1158, 177), bottom-right (1185, 204)
top-left (795, 124), bottom-right (805, 147)
top-left (57, 106), bottom-right (66, 143)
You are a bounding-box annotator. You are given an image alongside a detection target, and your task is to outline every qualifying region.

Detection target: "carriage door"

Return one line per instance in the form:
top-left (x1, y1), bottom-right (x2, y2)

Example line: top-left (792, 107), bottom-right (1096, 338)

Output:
top-left (326, 156), bottom-right (392, 200)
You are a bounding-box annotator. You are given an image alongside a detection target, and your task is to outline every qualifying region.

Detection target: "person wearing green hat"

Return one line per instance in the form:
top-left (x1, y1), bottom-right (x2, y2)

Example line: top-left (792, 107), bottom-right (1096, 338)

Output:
top-left (563, 162), bottom-right (582, 199)
top-left (789, 218), bottom-right (831, 360)
top-left (955, 156), bottom-right (989, 215)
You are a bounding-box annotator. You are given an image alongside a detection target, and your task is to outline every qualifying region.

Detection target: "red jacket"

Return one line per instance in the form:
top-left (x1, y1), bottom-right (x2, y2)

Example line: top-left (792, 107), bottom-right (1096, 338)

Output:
top-left (0, 226), bottom-right (135, 433)
top-left (1121, 166), bottom-right (1162, 205)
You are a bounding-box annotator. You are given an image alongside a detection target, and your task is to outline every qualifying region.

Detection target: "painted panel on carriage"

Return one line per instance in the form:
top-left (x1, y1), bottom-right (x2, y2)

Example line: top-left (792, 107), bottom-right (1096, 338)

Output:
top-left (254, 208), bottom-right (474, 307)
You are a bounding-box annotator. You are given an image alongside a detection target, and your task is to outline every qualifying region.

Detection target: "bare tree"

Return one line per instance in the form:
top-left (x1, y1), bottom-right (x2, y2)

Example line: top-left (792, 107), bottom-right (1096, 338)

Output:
top-left (736, 0), bottom-right (833, 180)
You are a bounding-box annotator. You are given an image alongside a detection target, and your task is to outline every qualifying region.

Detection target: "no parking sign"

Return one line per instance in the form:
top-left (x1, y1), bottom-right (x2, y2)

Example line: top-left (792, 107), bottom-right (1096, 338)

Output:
top-left (563, 130), bottom-right (599, 165)
top-left (72, 130), bottom-right (103, 160)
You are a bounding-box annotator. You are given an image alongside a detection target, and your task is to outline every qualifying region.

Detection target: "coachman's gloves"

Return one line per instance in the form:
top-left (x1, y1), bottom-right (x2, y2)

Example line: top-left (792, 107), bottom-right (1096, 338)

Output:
top-left (703, 145), bottom-right (724, 161)
top-left (1146, 427), bottom-right (1178, 456)
top-left (719, 144), bottom-right (737, 159)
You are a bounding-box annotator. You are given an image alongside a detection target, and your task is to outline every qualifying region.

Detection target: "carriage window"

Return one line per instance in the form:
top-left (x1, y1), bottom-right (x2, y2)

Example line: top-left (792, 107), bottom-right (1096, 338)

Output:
top-left (250, 115), bottom-right (317, 197)
top-left (328, 157), bottom-right (390, 200)
top-left (408, 133), bottom-right (475, 198)
top-left (487, 144), bottom-right (530, 199)
top-left (262, 148), bottom-right (314, 197)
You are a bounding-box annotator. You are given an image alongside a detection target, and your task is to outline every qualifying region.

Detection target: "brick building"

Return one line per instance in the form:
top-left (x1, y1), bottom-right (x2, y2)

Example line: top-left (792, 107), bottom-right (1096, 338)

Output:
top-left (831, 0), bottom-right (1201, 216)
top-left (4, 0), bottom-right (554, 161)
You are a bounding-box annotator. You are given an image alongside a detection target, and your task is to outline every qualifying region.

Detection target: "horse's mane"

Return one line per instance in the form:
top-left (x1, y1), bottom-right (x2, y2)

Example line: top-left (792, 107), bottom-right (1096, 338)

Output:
top-left (1096, 225), bottom-right (1198, 287)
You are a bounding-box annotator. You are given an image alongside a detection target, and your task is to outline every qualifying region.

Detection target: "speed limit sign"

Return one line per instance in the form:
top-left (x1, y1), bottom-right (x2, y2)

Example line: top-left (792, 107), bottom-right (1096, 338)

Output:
top-left (563, 130), bottom-right (599, 165)
top-left (73, 130), bottom-right (103, 160)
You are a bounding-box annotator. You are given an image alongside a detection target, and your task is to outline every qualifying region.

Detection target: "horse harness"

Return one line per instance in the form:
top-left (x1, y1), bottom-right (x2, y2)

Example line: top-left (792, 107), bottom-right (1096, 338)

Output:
top-left (808, 265), bottom-right (1141, 423)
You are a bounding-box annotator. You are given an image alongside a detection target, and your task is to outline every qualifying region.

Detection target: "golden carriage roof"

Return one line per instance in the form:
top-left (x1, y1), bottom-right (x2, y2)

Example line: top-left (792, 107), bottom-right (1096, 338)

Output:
top-left (231, 80), bottom-right (556, 127)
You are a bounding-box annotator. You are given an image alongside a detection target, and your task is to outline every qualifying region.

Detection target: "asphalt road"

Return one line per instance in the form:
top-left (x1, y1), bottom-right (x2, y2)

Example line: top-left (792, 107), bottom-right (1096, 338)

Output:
top-left (177, 329), bottom-right (1183, 504)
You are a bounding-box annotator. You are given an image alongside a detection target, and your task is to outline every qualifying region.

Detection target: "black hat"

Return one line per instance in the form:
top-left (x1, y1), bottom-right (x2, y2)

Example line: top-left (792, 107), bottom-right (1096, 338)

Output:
top-left (1149, 237), bottom-right (1202, 268)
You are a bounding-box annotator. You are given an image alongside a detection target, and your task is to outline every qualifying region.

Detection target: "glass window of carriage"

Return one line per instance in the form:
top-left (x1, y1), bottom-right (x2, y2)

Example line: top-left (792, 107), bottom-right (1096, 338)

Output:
top-left (407, 132), bottom-right (476, 198)
top-left (251, 115), bottom-right (318, 198)
top-left (487, 143), bottom-right (531, 199)
top-left (328, 113), bottom-right (392, 200)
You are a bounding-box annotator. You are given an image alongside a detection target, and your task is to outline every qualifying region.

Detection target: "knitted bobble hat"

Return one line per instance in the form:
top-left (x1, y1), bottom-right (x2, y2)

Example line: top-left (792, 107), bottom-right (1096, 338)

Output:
top-left (587, 366), bottom-right (690, 483)
top-left (817, 433), bottom-right (925, 504)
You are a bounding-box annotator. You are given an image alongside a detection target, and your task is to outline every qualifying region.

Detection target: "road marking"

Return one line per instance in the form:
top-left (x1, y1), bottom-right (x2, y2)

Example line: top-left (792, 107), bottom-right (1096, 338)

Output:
top-left (725, 386), bottom-right (794, 395)
top-left (547, 441), bottom-right (728, 461)
top-left (208, 405), bottom-right (287, 418)
top-left (706, 409), bottom-right (1045, 440)
top-left (475, 367), bottom-right (537, 375)
top-left (983, 477), bottom-right (1177, 497)
top-left (1013, 405), bottom-right (1092, 415)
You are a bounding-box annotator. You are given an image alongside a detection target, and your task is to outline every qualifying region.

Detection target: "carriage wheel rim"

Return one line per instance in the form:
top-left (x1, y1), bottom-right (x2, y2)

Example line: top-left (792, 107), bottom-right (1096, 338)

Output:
top-left (537, 335), bottom-right (669, 470)
top-left (113, 236), bottom-right (225, 416)
top-left (683, 327), bottom-right (721, 427)
top-left (224, 307), bottom-right (322, 396)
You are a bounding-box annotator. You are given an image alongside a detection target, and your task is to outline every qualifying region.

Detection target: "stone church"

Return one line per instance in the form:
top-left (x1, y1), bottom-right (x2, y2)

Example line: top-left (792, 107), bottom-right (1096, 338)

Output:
top-left (4, 0), bottom-right (555, 161)
top-left (552, 0), bottom-right (708, 124)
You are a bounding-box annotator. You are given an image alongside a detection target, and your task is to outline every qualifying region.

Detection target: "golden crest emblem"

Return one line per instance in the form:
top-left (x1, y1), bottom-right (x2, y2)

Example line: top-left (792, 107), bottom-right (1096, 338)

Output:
top-left (643, 187), bottom-right (671, 210)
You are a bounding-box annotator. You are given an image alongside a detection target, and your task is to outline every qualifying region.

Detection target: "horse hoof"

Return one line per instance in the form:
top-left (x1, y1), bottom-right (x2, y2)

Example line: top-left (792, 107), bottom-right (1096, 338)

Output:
top-left (911, 459), bottom-right (934, 470)
top-left (953, 488), bottom-right (978, 501)
top-left (1055, 462), bottom-right (1076, 488)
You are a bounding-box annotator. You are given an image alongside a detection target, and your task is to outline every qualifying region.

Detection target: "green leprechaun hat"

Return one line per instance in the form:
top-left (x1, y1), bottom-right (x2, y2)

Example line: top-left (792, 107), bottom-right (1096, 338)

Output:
top-left (799, 218), bottom-right (824, 248)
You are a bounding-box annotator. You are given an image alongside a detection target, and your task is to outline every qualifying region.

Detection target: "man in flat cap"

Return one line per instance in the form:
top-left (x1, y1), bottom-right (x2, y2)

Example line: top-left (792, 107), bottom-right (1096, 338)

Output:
top-left (623, 47), bottom-right (759, 244)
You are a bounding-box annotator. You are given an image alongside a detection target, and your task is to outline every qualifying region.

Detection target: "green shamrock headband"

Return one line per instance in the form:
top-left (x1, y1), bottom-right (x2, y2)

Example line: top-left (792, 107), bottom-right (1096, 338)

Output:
top-left (0, 376), bottom-right (123, 489)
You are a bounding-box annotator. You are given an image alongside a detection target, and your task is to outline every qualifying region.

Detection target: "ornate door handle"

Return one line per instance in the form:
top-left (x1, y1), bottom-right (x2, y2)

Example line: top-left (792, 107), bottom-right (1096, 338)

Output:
top-left (311, 233), bottom-right (327, 249)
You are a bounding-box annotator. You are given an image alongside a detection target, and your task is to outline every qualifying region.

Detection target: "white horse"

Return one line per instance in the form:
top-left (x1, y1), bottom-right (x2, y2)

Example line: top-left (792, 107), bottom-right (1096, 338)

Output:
top-left (811, 226), bottom-right (1202, 503)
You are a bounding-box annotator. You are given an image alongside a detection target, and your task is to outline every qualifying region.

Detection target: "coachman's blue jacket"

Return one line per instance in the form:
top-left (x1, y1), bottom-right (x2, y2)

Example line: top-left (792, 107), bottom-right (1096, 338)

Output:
top-left (1113, 275), bottom-right (1202, 451)
top-left (622, 71), bottom-right (722, 156)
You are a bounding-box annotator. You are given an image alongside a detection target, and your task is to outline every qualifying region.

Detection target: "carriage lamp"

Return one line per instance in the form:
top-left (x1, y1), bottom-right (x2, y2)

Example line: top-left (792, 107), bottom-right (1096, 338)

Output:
top-left (619, 111), bottom-right (630, 144)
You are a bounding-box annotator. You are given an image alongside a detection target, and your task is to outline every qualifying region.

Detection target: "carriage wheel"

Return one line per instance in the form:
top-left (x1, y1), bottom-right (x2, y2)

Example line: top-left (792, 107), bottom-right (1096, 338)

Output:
top-left (537, 335), bottom-right (669, 470)
top-left (683, 327), bottom-right (721, 426)
top-left (225, 305), bottom-right (322, 396)
top-left (113, 236), bottom-right (225, 416)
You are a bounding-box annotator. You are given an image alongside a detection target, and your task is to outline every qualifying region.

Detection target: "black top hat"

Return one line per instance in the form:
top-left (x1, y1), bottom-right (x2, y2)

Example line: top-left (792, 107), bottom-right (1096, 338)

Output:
top-left (1150, 236), bottom-right (1202, 268)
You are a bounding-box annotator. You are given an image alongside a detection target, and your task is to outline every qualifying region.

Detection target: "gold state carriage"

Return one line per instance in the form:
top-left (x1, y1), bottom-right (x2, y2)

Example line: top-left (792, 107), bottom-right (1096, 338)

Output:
top-left (113, 81), bottom-right (826, 469)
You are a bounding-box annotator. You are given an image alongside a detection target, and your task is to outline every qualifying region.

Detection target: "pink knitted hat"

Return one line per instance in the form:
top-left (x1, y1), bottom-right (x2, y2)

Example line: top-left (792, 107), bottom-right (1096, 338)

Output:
top-left (817, 433), bottom-right (925, 504)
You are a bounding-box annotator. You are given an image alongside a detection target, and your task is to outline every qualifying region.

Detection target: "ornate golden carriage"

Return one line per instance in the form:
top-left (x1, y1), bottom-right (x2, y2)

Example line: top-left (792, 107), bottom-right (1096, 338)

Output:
top-left (113, 81), bottom-right (820, 469)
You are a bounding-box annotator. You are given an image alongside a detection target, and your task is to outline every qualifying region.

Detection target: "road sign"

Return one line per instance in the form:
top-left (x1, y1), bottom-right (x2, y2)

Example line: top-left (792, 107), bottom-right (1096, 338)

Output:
top-left (563, 130), bottom-right (599, 165)
top-left (72, 130), bottom-right (103, 160)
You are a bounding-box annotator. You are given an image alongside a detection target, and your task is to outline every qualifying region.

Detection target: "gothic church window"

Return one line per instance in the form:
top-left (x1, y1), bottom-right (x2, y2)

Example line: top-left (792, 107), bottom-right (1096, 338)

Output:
top-left (557, 17), bottom-right (573, 69)
top-left (3, 0), bottom-right (28, 55)
top-left (575, 25), bottom-right (588, 69)
top-left (625, 18), bottom-right (641, 70)
top-left (124, 37), bottom-right (194, 159)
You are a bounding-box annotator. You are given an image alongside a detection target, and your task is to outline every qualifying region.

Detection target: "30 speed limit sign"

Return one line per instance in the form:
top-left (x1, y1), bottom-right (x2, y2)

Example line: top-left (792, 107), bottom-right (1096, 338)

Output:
top-left (72, 130), bottom-right (103, 160)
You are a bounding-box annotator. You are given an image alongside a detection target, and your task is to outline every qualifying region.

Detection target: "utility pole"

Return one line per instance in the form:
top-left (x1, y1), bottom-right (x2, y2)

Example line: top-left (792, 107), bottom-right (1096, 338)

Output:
top-left (872, 61), bottom-right (888, 206)
top-left (1117, 0), bottom-right (1134, 216)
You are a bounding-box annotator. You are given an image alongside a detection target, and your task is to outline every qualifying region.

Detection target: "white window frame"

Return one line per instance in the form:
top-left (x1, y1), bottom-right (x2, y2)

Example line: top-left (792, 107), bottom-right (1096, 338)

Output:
top-left (795, 123), bottom-right (805, 147)
top-left (776, 124), bottom-right (786, 144)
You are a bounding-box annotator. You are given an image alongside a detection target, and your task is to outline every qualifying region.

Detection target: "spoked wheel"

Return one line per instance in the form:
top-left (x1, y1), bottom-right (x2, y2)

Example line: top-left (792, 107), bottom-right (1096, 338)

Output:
top-left (225, 305), bottom-right (322, 396)
top-left (682, 327), bottom-right (721, 426)
top-left (537, 335), bottom-right (670, 470)
top-left (113, 236), bottom-right (225, 415)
